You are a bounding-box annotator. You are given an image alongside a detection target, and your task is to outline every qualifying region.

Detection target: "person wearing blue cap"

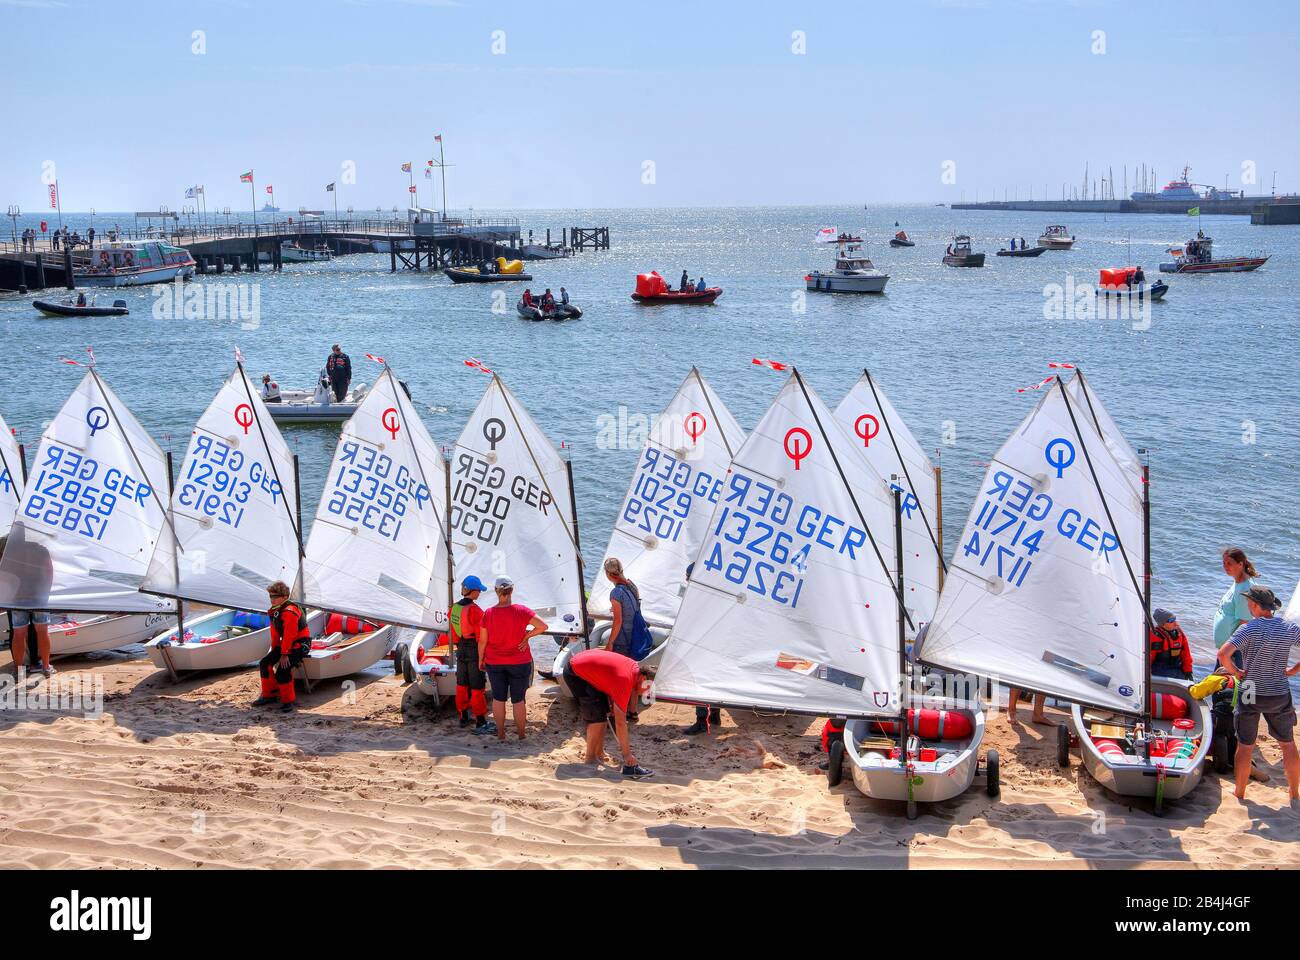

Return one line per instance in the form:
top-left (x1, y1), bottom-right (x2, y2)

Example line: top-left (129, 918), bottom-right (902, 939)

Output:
top-left (451, 575), bottom-right (494, 733)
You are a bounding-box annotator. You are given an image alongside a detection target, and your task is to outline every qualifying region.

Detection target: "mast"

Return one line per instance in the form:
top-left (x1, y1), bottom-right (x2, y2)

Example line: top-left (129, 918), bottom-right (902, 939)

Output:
top-left (1142, 458), bottom-right (1153, 738)
top-left (934, 453), bottom-right (944, 591)
top-left (444, 450), bottom-right (455, 669)
top-left (565, 458), bottom-right (590, 636)
top-left (893, 485), bottom-right (909, 747)
top-left (161, 451), bottom-right (183, 681)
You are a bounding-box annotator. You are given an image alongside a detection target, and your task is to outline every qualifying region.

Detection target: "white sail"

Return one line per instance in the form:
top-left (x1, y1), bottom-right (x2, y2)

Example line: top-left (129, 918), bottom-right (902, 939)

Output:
top-left (0, 371), bottom-right (174, 613)
top-left (0, 412), bottom-right (24, 537)
top-left (303, 368), bottom-right (449, 629)
top-left (1066, 370), bottom-right (1143, 502)
top-left (834, 372), bottom-right (942, 632)
top-left (653, 370), bottom-right (902, 717)
top-left (142, 366), bottom-right (301, 611)
top-left (450, 375), bottom-right (583, 634)
top-left (588, 368), bottom-right (746, 627)
top-left (1285, 580), bottom-right (1300, 624)
top-left (915, 376), bottom-right (1146, 714)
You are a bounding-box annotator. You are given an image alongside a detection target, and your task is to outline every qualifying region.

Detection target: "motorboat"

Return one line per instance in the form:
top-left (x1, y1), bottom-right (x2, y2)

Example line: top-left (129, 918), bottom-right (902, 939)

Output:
top-left (1037, 225), bottom-right (1075, 250)
top-left (263, 374), bottom-right (377, 424)
top-left (33, 295), bottom-right (129, 317)
top-left (889, 230), bottom-right (915, 248)
top-left (1158, 234), bottom-right (1268, 273)
top-left (996, 245), bottom-right (1047, 257)
top-left (278, 240), bottom-right (332, 263)
top-left (631, 288), bottom-right (722, 304)
top-left (1096, 268), bottom-right (1168, 301)
top-left (805, 236), bottom-right (889, 293)
top-left (942, 236), bottom-right (985, 267)
top-left (73, 240), bottom-right (196, 287)
top-left (517, 299), bottom-right (582, 320)
top-left (447, 257), bottom-right (532, 283)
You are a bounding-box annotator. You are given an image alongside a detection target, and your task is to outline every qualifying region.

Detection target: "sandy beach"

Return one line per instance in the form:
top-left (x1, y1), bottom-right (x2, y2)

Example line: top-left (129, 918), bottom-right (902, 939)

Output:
top-left (0, 649), bottom-right (1296, 870)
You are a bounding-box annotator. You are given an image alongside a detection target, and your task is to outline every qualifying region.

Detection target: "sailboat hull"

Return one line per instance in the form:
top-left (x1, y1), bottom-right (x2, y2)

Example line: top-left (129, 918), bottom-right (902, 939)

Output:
top-left (552, 621), bottom-right (671, 699)
top-left (5, 612), bottom-right (174, 658)
top-left (301, 624), bottom-right (397, 681)
top-left (844, 700), bottom-right (985, 805)
top-left (1070, 677), bottom-right (1211, 803)
top-left (405, 628), bottom-right (458, 701)
top-left (144, 608), bottom-right (274, 672)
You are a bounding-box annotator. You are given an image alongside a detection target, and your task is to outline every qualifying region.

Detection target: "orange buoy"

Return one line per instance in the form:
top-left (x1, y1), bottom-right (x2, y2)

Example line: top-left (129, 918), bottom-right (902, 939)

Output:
top-left (1095, 738), bottom-right (1126, 759)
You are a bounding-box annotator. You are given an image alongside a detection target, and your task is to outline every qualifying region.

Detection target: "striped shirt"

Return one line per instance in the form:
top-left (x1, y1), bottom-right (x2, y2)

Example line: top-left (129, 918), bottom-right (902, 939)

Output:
top-left (1228, 616), bottom-right (1300, 697)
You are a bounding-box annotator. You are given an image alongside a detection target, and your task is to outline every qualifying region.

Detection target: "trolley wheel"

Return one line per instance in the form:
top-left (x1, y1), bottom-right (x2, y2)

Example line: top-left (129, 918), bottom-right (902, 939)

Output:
top-left (985, 749), bottom-right (1001, 798)
top-left (826, 739), bottom-right (845, 787)
top-left (1056, 724), bottom-right (1071, 768)
top-left (906, 799), bottom-right (918, 821)
top-left (392, 643), bottom-right (408, 678)
top-left (401, 647), bottom-right (416, 685)
top-left (1211, 733), bottom-right (1232, 774)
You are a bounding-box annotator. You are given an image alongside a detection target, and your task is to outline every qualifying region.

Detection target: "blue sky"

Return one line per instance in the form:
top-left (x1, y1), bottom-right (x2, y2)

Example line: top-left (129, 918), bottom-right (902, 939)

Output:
top-left (3, 0), bottom-right (1297, 211)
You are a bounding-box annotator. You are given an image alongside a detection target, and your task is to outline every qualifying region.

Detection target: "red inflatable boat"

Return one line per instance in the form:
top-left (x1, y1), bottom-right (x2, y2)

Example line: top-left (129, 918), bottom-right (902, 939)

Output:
top-left (631, 270), bottom-right (722, 304)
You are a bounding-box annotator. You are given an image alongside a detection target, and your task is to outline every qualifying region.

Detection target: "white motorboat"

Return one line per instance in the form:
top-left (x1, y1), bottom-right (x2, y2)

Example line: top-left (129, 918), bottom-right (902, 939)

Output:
top-left (264, 374), bottom-right (371, 424)
top-left (805, 235), bottom-right (889, 293)
top-left (73, 240), bottom-right (196, 287)
top-left (1037, 225), bottom-right (1075, 250)
top-left (280, 240), bottom-right (332, 263)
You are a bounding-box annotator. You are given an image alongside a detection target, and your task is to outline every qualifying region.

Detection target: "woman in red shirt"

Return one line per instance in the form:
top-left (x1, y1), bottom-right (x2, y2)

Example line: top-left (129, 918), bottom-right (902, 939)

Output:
top-left (478, 576), bottom-right (548, 740)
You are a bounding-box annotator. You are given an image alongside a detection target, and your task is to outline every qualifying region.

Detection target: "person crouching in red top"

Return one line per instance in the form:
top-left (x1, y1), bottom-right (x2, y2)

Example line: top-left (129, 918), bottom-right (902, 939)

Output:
top-left (253, 581), bottom-right (311, 713)
top-left (564, 648), bottom-right (654, 779)
top-left (478, 576), bottom-right (548, 741)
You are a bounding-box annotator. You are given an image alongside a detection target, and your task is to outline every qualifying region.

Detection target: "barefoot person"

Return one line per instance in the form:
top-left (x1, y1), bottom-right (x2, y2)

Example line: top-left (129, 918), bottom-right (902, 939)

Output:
top-left (1217, 585), bottom-right (1300, 805)
top-left (563, 647), bottom-right (654, 779)
top-left (1008, 688), bottom-right (1047, 724)
top-left (479, 576), bottom-right (547, 741)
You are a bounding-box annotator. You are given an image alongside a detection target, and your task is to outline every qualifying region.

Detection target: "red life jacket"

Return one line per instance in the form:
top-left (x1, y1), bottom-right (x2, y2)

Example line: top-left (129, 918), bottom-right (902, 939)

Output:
top-left (269, 600), bottom-right (310, 650)
top-left (1149, 625), bottom-right (1188, 670)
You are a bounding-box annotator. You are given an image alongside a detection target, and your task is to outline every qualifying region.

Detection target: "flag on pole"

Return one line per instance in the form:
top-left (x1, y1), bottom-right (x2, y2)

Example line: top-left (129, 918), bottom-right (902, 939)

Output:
top-left (185, 187), bottom-right (196, 199)
top-left (1187, 206), bottom-right (1200, 217)
top-left (240, 171), bottom-right (253, 183)
top-left (427, 159), bottom-right (434, 167)
top-left (424, 168), bottom-right (431, 179)
top-left (48, 184), bottom-right (58, 209)
top-left (326, 183), bottom-right (335, 192)
top-left (400, 162), bottom-right (412, 173)
top-left (814, 226), bottom-right (837, 243)
top-left (751, 358), bottom-right (788, 372)
top-left (266, 185), bottom-right (273, 195)
top-left (434, 134), bottom-right (442, 142)
top-left (196, 185), bottom-right (204, 195)
top-left (408, 185), bottom-right (417, 194)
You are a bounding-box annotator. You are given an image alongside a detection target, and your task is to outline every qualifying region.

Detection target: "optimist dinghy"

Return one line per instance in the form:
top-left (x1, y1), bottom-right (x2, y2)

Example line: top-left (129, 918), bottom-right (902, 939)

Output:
top-left (554, 367), bottom-right (746, 697)
top-left (142, 357), bottom-right (305, 675)
top-left (652, 369), bottom-right (991, 816)
top-left (916, 369), bottom-right (1209, 813)
top-left (301, 361), bottom-right (450, 681)
top-left (406, 370), bottom-right (587, 700)
top-left (0, 368), bottom-right (178, 658)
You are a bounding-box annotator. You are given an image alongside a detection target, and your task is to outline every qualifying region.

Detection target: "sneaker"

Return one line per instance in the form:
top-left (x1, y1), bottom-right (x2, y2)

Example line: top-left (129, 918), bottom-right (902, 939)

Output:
top-left (683, 720), bottom-right (708, 736)
top-left (626, 711), bottom-right (638, 724)
top-left (622, 764), bottom-right (654, 780)
top-left (473, 720), bottom-right (498, 736)
top-left (279, 702), bottom-right (296, 714)
top-left (41, 665), bottom-right (56, 679)
top-left (459, 710), bottom-right (472, 728)
top-left (251, 695), bottom-right (279, 708)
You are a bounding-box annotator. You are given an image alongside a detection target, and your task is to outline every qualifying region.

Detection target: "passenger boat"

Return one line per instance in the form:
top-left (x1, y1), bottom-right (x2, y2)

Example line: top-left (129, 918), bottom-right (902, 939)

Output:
top-left (1158, 235), bottom-right (1268, 273)
top-left (278, 241), bottom-right (332, 263)
top-left (1037, 225), bottom-right (1075, 250)
top-left (33, 295), bottom-right (129, 317)
top-left (805, 236), bottom-right (889, 293)
top-left (917, 369), bottom-right (1209, 814)
top-left (996, 245), bottom-right (1047, 257)
top-left (889, 230), bottom-right (915, 248)
top-left (942, 236), bottom-right (985, 267)
top-left (73, 240), bottom-right (196, 287)
top-left (652, 368), bottom-right (992, 816)
top-left (554, 368), bottom-right (746, 698)
top-left (517, 299), bottom-right (583, 321)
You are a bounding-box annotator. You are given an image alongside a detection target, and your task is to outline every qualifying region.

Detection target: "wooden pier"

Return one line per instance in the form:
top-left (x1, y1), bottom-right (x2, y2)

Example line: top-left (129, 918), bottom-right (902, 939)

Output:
top-left (0, 216), bottom-right (612, 291)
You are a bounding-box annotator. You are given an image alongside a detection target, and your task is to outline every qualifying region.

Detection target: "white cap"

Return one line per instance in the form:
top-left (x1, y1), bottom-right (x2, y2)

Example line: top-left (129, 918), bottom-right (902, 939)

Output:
top-left (494, 576), bottom-right (514, 591)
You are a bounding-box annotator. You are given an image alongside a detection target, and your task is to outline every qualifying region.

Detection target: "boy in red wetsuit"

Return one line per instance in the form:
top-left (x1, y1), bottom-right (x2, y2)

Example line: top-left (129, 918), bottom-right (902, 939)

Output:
top-left (450, 575), bottom-right (494, 734)
top-left (253, 581), bottom-right (311, 713)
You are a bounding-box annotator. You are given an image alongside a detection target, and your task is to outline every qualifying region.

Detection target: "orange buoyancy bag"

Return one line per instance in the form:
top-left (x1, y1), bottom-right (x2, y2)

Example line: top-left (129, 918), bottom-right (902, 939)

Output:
top-left (635, 271), bottom-right (667, 296)
top-left (326, 612), bottom-right (376, 635)
top-left (1150, 692), bottom-right (1189, 719)
top-left (870, 709), bottom-right (973, 741)
top-left (1095, 738), bottom-right (1126, 758)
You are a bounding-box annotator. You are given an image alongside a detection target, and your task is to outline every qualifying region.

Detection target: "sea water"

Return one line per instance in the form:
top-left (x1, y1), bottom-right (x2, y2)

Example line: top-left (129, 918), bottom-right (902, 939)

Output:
top-left (2, 205), bottom-right (1297, 672)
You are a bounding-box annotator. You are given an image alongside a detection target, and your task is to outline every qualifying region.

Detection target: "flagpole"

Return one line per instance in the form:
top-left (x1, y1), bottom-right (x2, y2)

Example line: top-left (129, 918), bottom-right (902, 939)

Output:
top-left (251, 174), bottom-right (257, 232)
top-left (438, 137), bottom-right (447, 220)
top-left (55, 180), bottom-right (63, 231)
